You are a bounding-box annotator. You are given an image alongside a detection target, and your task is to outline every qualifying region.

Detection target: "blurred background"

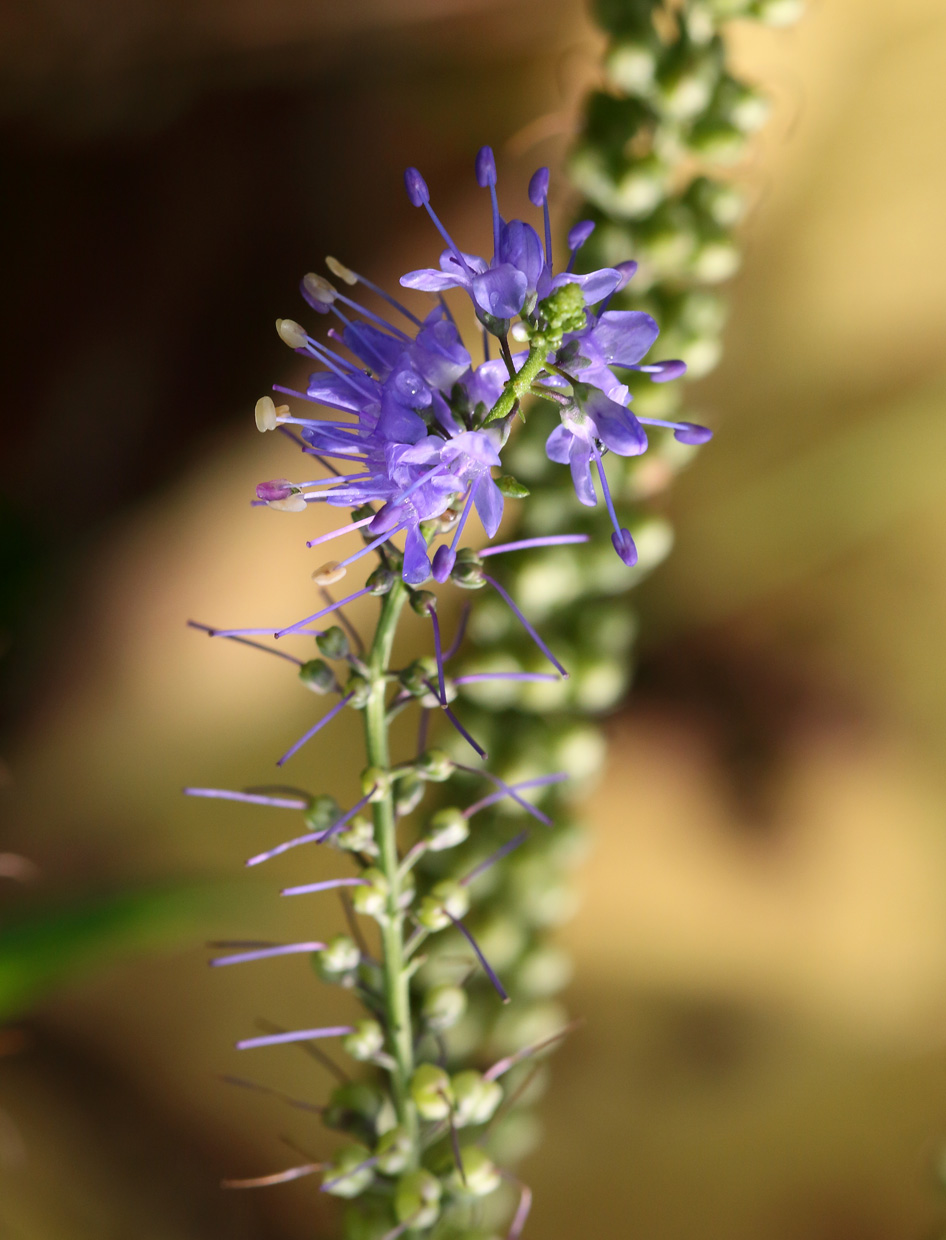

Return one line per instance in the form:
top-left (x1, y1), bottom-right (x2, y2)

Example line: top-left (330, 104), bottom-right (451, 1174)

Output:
top-left (3, 0), bottom-right (946, 1236)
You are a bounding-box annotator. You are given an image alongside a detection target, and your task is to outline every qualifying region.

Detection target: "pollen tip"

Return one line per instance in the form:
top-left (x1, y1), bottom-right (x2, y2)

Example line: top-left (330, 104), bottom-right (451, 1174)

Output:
top-left (267, 493), bottom-right (308, 513)
top-left (325, 256), bottom-right (358, 285)
top-left (254, 395), bottom-right (278, 431)
top-left (404, 166), bottom-right (430, 207)
top-left (312, 560), bottom-right (347, 586)
top-left (276, 318), bottom-right (308, 349)
top-left (302, 272), bottom-right (337, 307)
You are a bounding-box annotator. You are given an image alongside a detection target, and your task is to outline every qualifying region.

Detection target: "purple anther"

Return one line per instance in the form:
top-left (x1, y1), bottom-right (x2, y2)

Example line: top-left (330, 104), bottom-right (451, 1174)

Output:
top-left (445, 912), bottom-right (509, 1003)
top-left (636, 358), bottom-right (687, 383)
top-left (673, 421), bottom-right (713, 444)
top-left (256, 480), bottom-right (294, 502)
top-left (404, 167), bottom-right (429, 207)
top-left (432, 544), bottom-right (456, 583)
top-left (475, 145), bottom-right (497, 188)
top-left (611, 528), bottom-right (639, 567)
top-left (567, 219), bottom-right (596, 251)
top-left (236, 1025), bottom-right (355, 1050)
top-left (615, 259), bottom-right (638, 289)
top-left (528, 166), bottom-right (550, 206)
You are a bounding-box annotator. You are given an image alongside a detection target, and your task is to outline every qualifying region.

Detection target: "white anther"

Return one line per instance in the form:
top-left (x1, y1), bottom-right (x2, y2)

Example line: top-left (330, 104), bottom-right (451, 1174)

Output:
top-left (325, 256), bottom-right (358, 285)
top-left (312, 560), bottom-right (347, 586)
top-left (267, 493), bottom-right (308, 513)
top-left (255, 396), bottom-right (278, 431)
top-left (303, 273), bottom-right (337, 305)
top-left (276, 318), bottom-right (308, 348)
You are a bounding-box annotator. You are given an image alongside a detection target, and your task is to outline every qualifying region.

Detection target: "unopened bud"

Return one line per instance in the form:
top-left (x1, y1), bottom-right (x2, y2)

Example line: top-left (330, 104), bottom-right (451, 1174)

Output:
top-left (376, 1127), bottom-right (412, 1176)
top-left (345, 673), bottom-right (371, 709)
top-left (318, 934), bottom-right (361, 977)
top-left (422, 984), bottom-right (467, 1032)
top-left (343, 1019), bottom-right (385, 1062)
top-left (254, 395), bottom-right (278, 431)
top-left (395, 1169), bottom-right (441, 1228)
top-left (417, 880), bottom-right (470, 931)
top-left (448, 1146), bottom-right (501, 1198)
top-left (496, 474), bottom-right (530, 499)
top-left (366, 565), bottom-right (395, 595)
top-left (322, 1143), bottom-right (374, 1198)
top-left (394, 774), bottom-right (425, 817)
top-left (409, 1064), bottom-right (453, 1120)
top-left (312, 561), bottom-right (347, 587)
top-left (415, 749), bottom-right (453, 782)
top-left (333, 815), bottom-right (377, 857)
top-left (325, 256), bottom-right (358, 285)
top-left (361, 767), bottom-right (390, 800)
top-left (316, 625), bottom-right (349, 661)
top-left (451, 1071), bottom-right (503, 1127)
top-left (276, 318), bottom-right (308, 349)
top-left (298, 658), bottom-right (336, 694)
top-left (409, 589), bottom-right (437, 617)
top-left (350, 868), bottom-right (389, 920)
top-left (426, 807), bottom-right (469, 852)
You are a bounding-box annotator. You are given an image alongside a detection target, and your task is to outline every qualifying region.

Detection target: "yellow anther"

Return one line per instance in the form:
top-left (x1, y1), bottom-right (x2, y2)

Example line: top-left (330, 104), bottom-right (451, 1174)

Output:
top-left (325, 256), bottom-right (358, 285)
top-left (267, 493), bottom-right (307, 513)
top-left (276, 318), bottom-right (308, 348)
top-left (312, 560), bottom-right (347, 586)
top-left (254, 396), bottom-right (277, 432)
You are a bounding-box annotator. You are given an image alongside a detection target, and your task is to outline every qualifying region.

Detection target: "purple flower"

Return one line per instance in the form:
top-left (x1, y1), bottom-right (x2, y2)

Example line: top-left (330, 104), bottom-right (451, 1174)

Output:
top-left (545, 384), bottom-right (647, 506)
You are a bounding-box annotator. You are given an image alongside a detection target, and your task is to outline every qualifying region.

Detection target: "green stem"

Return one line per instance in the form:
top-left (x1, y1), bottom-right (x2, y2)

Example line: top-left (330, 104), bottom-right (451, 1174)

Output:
top-left (364, 579), bottom-right (419, 1158)
top-left (484, 344), bottom-right (547, 424)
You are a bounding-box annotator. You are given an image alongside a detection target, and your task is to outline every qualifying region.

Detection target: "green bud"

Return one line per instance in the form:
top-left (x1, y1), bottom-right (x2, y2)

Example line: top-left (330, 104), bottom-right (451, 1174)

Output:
top-left (366, 565), bottom-right (395, 595)
top-left (317, 933), bottom-right (361, 980)
top-left (333, 814), bottom-right (378, 858)
top-left (448, 1147), bottom-right (501, 1199)
top-left (451, 1071), bottom-right (503, 1128)
top-left (410, 1063), bottom-right (453, 1120)
top-left (395, 1169), bottom-right (442, 1229)
top-left (421, 984), bottom-right (467, 1032)
top-left (322, 1142), bottom-right (375, 1198)
top-left (394, 773), bottom-right (425, 817)
top-left (361, 767), bottom-right (390, 800)
top-left (409, 589), bottom-right (437, 617)
top-left (399, 657), bottom-right (437, 697)
top-left (298, 658), bottom-right (336, 694)
top-left (343, 1019), bottom-right (385, 1062)
top-left (316, 625), bottom-right (349, 660)
top-left (375, 1126), bottom-right (412, 1176)
top-left (495, 473), bottom-right (530, 499)
top-left (426, 807), bottom-right (469, 852)
top-left (537, 281), bottom-right (586, 339)
top-left (453, 558), bottom-right (485, 589)
top-left (417, 880), bottom-right (470, 931)
top-left (415, 749), bottom-right (454, 782)
top-left (351, 868), bottom-right (390, 920)
top-left (345, 672), bottom-right (371, 709)
top-left (303, 793), bottom-right (341, 833)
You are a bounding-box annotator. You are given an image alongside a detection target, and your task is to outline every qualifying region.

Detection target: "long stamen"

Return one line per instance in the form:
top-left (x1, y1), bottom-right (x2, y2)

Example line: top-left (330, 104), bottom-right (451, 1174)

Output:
top-left (236, 1025), bottom-right (356, 1050)
top-left (306, 519), bottom-right (375, 551)
top-left (222, 1163), bottom-right (323, 1189)
top-left (528, 166), bottom-right (552, 267)
top-left (276, 693), bottom-right (355, 767)
top-left (326, 256), bottom-right (423, 327)
top-left (635, 415), bottom-right (712, 444)
top-left (218, 1074), bottom-right (325, 1115)
top-left (428, 606), bottom-right (447, 704)
top-left (210, 941), bottom-right (326, 966)
top-left (183, 787), bottom-right (308, 810)
top-left (484, 1020), bottom-right (581, 1082)
top-left (455, 764), bottom-right (553, 827)
top-left (272, 384), bottom-right (363, 415)
top-left (403, 166), bottom-right (474, 275)
top-left (478, 533), bottom-right (589, 558)
top-left (590, 442), bottom-right (621, 538)
top-left (281, 877), bottom-right (368, 898)
top-left (335, 523), bottom-right (407, 572)
top-left (460, 829), bottom-right (529, 886)
top-left (475, 145), bottom-right (501, 255)
top-left (187, 621), bottom-right (303, 667)
top-left (244, 791), bottom-right (374, 866)
top-left (565, 219), bottom-right (595, 273)
top-left (276, 588), bottom-right (371, 639)
top-left (463, 771), bottom-right (569, 818)
top-left (445, 912), bottom-right (509, 1003)
top-left (453, 672), bottom-right (559, 685)
top-left (481, 574), bottom-right (568, 679)
top-left (443, 704), bottom-right (487, 759)
top-left (443, 601), bottom-right (471, 663)
top-left (320, 1155), bottom-right (380, 1195)
top-left (591, 442), bottom-right (638, 566)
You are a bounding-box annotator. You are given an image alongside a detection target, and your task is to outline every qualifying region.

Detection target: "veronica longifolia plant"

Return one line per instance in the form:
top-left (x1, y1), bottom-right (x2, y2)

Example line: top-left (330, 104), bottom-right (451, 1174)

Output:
top-left (186, 145), bottom-right (705, 1236)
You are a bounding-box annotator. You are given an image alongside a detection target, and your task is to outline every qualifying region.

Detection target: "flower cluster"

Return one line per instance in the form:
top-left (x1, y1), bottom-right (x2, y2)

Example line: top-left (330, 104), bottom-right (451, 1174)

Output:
top-left (254, 146), bottom-right (709, 589)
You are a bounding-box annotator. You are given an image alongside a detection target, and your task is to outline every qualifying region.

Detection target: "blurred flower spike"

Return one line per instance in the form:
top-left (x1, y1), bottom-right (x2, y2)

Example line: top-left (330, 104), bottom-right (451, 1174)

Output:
top-left (255, 146), bottom-right (710, 584)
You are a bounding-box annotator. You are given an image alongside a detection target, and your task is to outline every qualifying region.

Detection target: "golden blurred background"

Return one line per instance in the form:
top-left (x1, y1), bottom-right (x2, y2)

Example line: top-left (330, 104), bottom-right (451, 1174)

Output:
top-left (3, 0), bottom-right (946, 1237)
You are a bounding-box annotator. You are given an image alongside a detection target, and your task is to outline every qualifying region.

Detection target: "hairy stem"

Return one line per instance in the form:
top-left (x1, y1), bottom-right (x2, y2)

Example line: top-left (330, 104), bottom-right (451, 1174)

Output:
top-left (364, 579), bottom-right (418, 1159)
